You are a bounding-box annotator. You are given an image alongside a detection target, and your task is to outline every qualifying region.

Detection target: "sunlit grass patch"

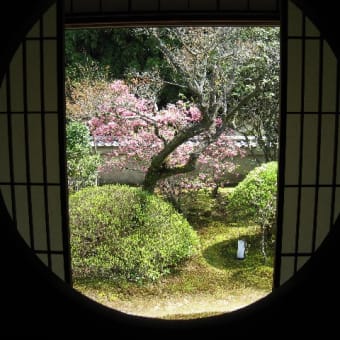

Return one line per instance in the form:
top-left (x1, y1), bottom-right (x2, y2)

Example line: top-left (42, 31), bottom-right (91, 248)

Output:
top-left (73, 219), bottom-right (274, 312)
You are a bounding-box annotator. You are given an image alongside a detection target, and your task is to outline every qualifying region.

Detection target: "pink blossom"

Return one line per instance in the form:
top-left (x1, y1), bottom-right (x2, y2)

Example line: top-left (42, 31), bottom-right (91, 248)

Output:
top-left (87, 79), bottom-right (244, 194)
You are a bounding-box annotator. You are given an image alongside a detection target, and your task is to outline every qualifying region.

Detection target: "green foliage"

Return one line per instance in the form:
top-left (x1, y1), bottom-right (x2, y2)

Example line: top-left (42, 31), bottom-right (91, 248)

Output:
top-left (73, 222), bottom-right (274, 319)
top-left (65, 27), bottom-right (280, 197)
top-left (66, 121), bottom-right (101, 192)
top-left (227, 161), bottom-right (278, 228)
top-left (201, 223), bottom-right (274, 290)
top-left (65, 28), bottom-right (164, 80)
top-left (69, 184), bottom-right (199, 282)
top-left (232, 28), bottom-right (280, 162)
top-left (174, 188), bottom-right (231, 226)
top-left (65, 28), bottom-right (198, 106)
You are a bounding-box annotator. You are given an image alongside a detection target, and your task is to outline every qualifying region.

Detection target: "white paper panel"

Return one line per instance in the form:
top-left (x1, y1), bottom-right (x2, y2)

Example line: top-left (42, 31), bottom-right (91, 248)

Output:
top-left (48, 186), bottom-right (63, 251)
top-left (284, 115), bottom-right (301, 185)
top-left (304, 40), bottom-right (320, 112)
top-left (11, 115), bottom-right (27, 182)
top-left (280, 257), bottom-right (295, 285)
top-left (288, 1), bottom-right (302, 36)
top-left (0, 185), bottom-right (13, 218)
top-left (0, 78), bottom-right (7, 111)
top-left (322, 42), bottom-right (337, 112)
top-left (316, 188), bottom-right (332, 249)
top-left (43, 41), bottom-right (58, 112)
top-left (15, 186), bottom-right (30, 245)
top-left (0, 115), bottom-right (10, 182)
top-left (44, 3), bottom-right (57, 37)
top-left (287, 40), bottom-right (302, 112)
top-left (31, 186), bottom-right (47, 250)
top-left (52, 254), bottom-right (65, 281)
top-left (28, 114), bottom-right (44, 183)
top-left (302, 114), bottom-right (318, 185)
top-left (298, 188), bottom-right (315, 253)
top-left (281, 188), bottom-right (298, 253)
top-left (10, 46), bottom-right (24, 112)
top-left (44, 114), bottom-right (60, 183)
top-left (26, 41), bottom-right (41, 112)
top-left (319, 115), bottom-right (336, 184)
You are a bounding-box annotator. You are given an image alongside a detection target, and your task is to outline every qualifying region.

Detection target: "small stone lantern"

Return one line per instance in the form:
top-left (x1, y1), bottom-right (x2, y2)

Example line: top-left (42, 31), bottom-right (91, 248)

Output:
top-left (236, 239), bottom-right (246, 259)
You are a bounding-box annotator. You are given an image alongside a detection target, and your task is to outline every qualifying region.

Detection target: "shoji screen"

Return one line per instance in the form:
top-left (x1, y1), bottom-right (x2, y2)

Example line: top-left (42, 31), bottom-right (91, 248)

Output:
top-left (0, 2), bottom-right (71, 282)
top-left (0, 0), bottom-right (280, 288)
top-left (3, 0), bottom-right (338, 290)
top-left (275, 0), bottom-right (340, 286)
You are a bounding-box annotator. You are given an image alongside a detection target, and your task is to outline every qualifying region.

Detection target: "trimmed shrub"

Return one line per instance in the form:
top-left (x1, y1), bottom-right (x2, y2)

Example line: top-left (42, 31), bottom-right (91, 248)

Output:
top-left (69, 184), bottom-right (199, 282)
top-left (227, 161), bottom-right (278, 228)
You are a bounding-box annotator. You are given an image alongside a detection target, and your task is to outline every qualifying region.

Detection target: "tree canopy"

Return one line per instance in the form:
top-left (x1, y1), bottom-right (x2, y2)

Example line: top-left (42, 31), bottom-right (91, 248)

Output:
top-left (66, 26), bottom-right (279, 195)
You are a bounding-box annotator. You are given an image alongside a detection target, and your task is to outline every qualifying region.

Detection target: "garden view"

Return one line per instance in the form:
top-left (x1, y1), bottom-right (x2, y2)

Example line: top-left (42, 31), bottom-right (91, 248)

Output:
top-left (65, 26), bottom-right (280, 319)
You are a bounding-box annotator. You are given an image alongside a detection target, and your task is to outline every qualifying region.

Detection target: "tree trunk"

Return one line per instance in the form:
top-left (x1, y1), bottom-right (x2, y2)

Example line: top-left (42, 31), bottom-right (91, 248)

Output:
top-left (165, 193), bottom-right (183, 213)
top-left (142, 168), bottom-right (159, 193)
top-left (211, 184), bottom-right (219, 198)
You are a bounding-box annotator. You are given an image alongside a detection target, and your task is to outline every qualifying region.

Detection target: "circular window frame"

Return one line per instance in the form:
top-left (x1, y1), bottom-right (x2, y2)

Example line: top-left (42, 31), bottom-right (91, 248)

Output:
top-left (1, 0), bottom-right (340, 336)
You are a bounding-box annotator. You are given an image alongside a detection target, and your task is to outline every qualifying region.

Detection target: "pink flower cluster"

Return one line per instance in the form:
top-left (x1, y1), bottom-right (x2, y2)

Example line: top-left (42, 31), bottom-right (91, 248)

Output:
top-left (88, 80), bottom-right (244, 191)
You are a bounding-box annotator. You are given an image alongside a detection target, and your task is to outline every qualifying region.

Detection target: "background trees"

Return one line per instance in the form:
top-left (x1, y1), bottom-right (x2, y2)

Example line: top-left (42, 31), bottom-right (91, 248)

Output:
top-left (148, 27), bottom-right (279, 163)
top-left (66, 121), bottom-right (101, 192)
top-left (66, 27), bottom-right (279, 197)
top-left (65, 28), bottom-right (163, 80)
top-left (229, 28), bottom-right (280, 163)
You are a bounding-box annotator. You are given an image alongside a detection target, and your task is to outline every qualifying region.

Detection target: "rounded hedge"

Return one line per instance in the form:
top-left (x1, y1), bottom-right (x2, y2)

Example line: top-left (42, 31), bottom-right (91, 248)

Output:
top-left (227, 161), bottom-right (278, 227)
top-left (69, 184), bottom-right (199, 282)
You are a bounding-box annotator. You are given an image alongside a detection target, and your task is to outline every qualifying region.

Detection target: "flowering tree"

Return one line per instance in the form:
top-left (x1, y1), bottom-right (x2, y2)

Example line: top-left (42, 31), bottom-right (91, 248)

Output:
top-left (140, 27), bottom-right (279, 162)
top-left (66, 27), bottom-right (279, 196)
top-left (87, 80), bottom-right (244, 194)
